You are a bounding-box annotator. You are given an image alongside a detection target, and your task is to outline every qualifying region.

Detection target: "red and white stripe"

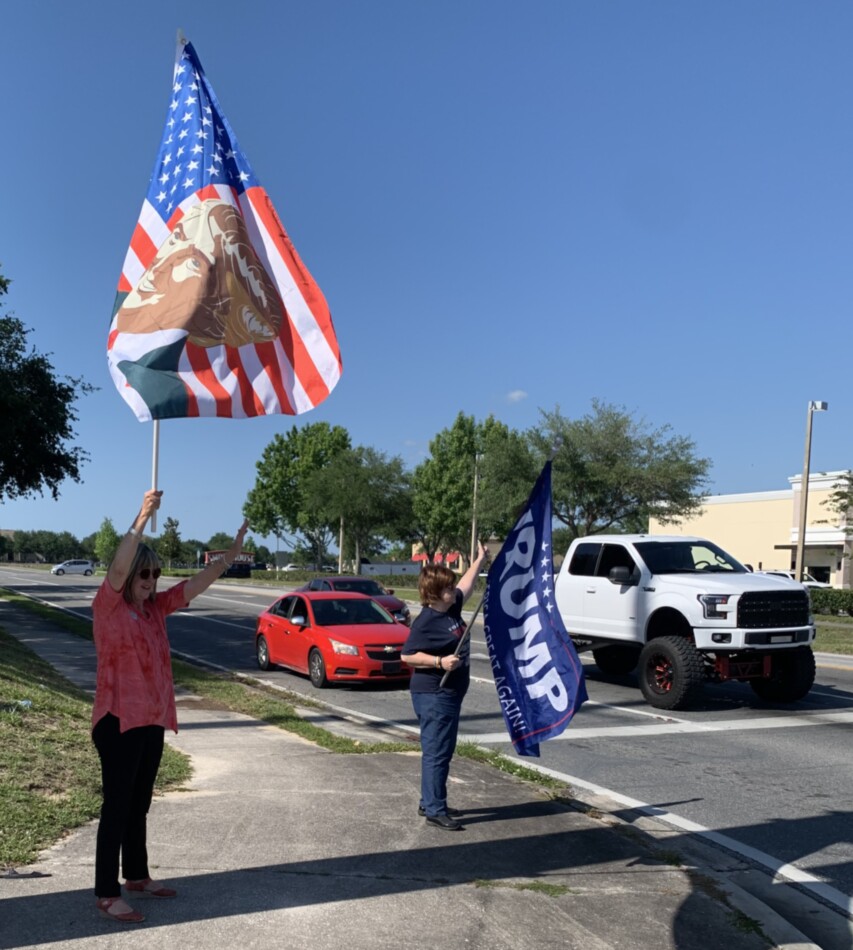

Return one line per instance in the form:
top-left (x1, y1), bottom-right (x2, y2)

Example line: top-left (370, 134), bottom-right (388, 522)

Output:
top-left (109, 184), bottom-right (341, 421)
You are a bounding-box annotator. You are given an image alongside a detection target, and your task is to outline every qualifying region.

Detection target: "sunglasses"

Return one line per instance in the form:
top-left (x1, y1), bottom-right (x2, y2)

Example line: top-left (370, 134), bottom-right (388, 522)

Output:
top-left (138, 568), bottom-right (162, 580)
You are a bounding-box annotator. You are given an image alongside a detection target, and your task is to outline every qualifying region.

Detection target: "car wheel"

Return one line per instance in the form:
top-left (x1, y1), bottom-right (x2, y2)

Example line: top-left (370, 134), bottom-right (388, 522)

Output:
top-left (750, 646), bottom-right (815, 703)
top-left (256, 635), bottom-right (271, 671)
top-left (308, 648), bottom-right (329, 689)
top-left (84, 569), bottom-right (93, 576)
top-left (55, 569), bottom-right (65, 575)
top-left (638, 636), bottom-right (705, 710)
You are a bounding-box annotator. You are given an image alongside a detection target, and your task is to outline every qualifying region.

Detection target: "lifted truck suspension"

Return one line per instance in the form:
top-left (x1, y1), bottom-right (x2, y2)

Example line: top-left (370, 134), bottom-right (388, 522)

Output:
top-left (714, 653), bottom-right (772, 682)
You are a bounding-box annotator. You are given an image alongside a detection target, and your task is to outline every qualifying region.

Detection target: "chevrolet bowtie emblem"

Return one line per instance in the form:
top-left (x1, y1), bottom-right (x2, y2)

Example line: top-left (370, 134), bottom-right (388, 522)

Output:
top-left (383, 645), bottom-right (395, 653)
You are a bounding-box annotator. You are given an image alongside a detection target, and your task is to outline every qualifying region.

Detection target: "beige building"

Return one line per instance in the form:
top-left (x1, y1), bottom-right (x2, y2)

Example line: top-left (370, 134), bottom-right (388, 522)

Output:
top-left (649, 471), bottom-right (852, 588)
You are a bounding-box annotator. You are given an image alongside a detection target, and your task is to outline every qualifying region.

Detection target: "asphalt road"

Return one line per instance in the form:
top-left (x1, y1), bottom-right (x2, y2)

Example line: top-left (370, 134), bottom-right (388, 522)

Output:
top-left (3, 567), bottom-right (852, 920)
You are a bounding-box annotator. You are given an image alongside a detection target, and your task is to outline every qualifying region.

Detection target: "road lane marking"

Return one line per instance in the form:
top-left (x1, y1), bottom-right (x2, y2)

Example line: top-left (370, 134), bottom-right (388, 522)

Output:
top-left (507, 759), bottom-right (853, 919)
top-left (460, 709), bottom-right (853, 742)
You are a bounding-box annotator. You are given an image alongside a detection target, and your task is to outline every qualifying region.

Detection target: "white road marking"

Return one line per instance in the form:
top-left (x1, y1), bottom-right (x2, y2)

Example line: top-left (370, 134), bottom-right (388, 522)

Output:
top-left (175, 610), bottom-right (253, 630)
top-left (509, 759), bottom-right (853, 919)
top-left (460, 709), bottom-right (853, 743)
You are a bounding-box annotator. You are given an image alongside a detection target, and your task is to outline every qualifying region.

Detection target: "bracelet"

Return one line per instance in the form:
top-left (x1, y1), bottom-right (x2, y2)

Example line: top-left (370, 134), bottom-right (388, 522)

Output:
top-left (221, 558), bottom-right (232, 569)
top-left (435, 656), bottom-right (441, 670)
top-left (127, 527), bottom-right (141, 538)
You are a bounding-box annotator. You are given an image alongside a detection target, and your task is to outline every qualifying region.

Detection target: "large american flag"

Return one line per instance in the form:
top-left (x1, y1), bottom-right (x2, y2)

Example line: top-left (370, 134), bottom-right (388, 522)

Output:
top-left (108, 38), bottom-right (342, 421)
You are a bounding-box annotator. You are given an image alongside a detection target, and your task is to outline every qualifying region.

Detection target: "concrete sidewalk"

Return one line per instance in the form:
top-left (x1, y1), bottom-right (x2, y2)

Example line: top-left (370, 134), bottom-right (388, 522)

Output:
top-left (0, 600), bottom-right (829, 950)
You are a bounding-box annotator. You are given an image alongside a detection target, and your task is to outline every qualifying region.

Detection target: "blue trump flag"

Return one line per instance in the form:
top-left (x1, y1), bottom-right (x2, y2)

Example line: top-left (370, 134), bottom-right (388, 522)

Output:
top-left (483, 461), bottom-right (587, 756)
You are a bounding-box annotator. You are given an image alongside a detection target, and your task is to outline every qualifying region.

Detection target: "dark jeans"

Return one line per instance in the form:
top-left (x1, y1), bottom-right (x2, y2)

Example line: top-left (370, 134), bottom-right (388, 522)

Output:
top-left (92, 713), bottom-right (164, 898)
top-left (411, 690), bottom-right (463, 817)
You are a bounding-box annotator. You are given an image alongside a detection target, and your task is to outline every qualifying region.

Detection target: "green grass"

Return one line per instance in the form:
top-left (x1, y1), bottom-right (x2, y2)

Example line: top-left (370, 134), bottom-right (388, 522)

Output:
top-left (814, 616), bottom-right (853, 655)
top-left (0, 626), bottom-right (191, 866)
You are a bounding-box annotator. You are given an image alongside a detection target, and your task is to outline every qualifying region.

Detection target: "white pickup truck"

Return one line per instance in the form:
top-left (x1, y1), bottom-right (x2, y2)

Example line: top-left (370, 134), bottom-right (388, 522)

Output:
top-left (553, 534), bottom-right (816, 710)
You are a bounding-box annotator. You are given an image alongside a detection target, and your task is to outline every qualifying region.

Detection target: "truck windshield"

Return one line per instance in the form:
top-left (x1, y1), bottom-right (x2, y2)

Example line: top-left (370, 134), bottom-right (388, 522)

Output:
top-left (634, 540), bottom-right (747, 575)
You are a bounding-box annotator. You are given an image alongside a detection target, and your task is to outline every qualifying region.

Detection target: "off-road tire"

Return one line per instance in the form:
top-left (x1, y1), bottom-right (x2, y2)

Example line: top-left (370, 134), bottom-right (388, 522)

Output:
top-left (639, 635), bottom-right (705, 710)
top-left (749, 646), bottom-right (816, 703)
top-left (592, 645), bottom-right (641, 676)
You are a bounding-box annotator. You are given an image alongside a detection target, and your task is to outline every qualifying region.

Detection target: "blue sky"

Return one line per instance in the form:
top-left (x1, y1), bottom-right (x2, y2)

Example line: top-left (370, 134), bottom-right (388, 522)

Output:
top-left (2, 1), bottom-right (852, 548)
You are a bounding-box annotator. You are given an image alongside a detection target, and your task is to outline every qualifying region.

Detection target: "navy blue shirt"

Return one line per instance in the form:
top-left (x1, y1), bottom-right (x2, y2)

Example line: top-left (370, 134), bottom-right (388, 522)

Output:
top-left (403, 590), bottom-right (470, 697)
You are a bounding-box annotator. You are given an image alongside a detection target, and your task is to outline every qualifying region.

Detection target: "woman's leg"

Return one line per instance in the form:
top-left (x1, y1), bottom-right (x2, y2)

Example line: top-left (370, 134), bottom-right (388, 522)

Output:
top-left (93, 715), bottom-right (144, 897)
top-left (412, 692), bottom-right (462, 817)
top-left (121, 726), bottom-right (164, 882)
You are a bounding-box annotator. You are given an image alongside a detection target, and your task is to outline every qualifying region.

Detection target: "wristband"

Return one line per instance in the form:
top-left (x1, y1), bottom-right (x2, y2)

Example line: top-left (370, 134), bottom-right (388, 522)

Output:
top-left (127, 527), bottom-right (141, 539)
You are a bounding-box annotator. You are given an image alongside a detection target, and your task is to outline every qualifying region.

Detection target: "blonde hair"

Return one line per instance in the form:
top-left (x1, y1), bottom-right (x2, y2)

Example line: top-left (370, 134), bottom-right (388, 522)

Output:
top-left (121, 544), bottom-right (161, 605)
top-left (418, 563), bottom-right (457, 606)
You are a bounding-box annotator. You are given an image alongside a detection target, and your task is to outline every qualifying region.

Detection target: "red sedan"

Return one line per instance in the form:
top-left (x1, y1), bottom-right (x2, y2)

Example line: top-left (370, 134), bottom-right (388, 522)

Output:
top-left (254, 591), bottom-right (411, 688)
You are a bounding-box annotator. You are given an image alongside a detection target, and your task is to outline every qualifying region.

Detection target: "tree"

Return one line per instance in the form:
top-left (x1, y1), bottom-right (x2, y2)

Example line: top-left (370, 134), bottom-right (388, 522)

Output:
top-left (206, 532), bottom-right (237, 551)
top-left (94, 518), bottom-right (121, 566)
top-left (411, 413), bottom-right (479, 564)
top-left (821, 471), bottom-right (853, 537)
top-left (244, 422), bottom-right (351, 567)
top-left (157, 517), bottom-right (182, 569)
top-left (528, 400), bottom-right (710, 540)
top-left (476, 417), bottom-right (537, 540)
top-left (411, 414), bottom-right (535, 566)
top-left (0, 269), bottom-right (95, 501)
top-left (304, 446), bottom-right (412, 570)
top-left (181, 539), bottom-right (206, 568)
top-left (12, 529), bottom-right (81, 563)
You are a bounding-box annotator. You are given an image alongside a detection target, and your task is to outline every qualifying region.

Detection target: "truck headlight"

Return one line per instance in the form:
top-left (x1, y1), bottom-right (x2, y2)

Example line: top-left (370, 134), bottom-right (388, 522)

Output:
top-left (698, 594), bottom-right (731, 619)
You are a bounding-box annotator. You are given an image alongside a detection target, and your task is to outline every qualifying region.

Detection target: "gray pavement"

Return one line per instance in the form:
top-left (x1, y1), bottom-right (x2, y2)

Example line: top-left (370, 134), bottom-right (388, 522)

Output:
top-left (0, 599), bottom-right (832, 950)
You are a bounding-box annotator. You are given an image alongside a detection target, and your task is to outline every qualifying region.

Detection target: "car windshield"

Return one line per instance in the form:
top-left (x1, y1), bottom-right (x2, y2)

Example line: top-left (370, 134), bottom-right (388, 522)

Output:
top-left (312, 597), bottom-right (393, 626)
top-left (331, 579), bottom-right (384, 596)
top-left (634, 540), bottom-right (747, 575)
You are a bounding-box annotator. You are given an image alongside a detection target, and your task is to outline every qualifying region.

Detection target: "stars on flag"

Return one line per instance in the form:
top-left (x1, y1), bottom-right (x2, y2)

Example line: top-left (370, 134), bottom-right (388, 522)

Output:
top-left (145, 44), bottom-right (258, 217)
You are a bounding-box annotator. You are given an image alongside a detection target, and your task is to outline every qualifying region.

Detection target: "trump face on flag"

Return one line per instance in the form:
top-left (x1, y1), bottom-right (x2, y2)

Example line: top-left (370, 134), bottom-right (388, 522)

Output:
top-left (108, 38), bottom-right (341, 422)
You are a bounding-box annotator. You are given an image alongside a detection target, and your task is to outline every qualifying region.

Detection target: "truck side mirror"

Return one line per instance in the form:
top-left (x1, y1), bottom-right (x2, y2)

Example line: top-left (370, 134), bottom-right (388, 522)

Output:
top-left (608, 566), bottom-right (634, 586)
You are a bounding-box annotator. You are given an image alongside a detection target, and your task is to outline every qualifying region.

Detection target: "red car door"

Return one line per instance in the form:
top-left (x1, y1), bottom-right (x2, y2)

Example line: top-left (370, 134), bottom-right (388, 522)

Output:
top-left (260, 596), bottom-right (295, 666)
top-left (282, 595), bottom-right (313, 673)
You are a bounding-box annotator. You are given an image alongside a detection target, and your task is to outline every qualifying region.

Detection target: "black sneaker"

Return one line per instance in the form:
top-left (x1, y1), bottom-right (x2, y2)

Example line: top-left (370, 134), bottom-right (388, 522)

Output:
top-left (418, 806), bottom-right (461, 817)
top-left (425, 814), bottom-right (463, 831)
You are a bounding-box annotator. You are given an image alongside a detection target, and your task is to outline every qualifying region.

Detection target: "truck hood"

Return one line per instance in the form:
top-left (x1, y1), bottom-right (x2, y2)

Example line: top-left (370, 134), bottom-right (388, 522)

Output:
top-left (650, 572), bottom-right (803, 595)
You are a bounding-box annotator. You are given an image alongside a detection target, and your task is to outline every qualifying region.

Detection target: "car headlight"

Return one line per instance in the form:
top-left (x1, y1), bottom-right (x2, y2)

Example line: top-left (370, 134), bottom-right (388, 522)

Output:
top-left (328, 639), bottom-right (359, 656)
top-left (697, 594), bottom-right (732, 619)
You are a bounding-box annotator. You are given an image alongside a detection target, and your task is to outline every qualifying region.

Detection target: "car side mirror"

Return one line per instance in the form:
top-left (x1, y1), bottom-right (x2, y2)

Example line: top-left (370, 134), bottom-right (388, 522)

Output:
top-left (608, 566), bottom-right (634, 586)
top-left (290, 615), bottom-right (307, 627)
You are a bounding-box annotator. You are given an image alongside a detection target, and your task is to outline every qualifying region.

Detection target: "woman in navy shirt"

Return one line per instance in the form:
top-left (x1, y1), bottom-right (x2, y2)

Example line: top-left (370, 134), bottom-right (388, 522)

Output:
top-left (402, 541), bottom-right (488, 830)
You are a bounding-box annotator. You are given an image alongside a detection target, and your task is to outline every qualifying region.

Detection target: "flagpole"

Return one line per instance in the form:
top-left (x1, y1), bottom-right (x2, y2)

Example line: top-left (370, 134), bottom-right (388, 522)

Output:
top-left (439, 591), bottom-right (486, 688)
top-left (150, 419), bottom-right (160, 533)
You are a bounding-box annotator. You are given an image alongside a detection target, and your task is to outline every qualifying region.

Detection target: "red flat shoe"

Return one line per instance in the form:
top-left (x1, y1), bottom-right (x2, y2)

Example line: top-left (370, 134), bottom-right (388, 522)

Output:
top-left (96, 896), bottom-right (145, 923)
top-left (125, 877), bottom-right (177, 898)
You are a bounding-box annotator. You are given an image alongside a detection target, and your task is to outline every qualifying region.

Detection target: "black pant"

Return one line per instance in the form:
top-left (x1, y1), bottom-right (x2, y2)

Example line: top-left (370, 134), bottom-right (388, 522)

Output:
top-left (92, 713), bottom-right (164, 898)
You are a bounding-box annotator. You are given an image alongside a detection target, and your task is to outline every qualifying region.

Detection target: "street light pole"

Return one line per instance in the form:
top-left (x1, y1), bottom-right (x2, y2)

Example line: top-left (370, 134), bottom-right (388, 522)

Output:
top-left (795, 400), bottom-right (828, 582)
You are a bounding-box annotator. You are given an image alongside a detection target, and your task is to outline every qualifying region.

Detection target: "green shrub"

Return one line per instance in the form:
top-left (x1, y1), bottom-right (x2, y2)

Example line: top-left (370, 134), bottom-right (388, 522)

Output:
top-left (810, 588), bottom-right (853, 616)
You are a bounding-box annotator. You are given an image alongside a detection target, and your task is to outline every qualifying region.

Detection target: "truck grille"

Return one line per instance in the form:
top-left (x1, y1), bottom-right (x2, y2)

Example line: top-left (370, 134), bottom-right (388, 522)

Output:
top-left (736, 590), bottom-right (810, 629)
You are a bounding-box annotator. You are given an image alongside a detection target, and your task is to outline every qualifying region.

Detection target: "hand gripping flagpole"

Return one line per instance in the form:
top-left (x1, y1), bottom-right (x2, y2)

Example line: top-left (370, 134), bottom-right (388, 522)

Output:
top-left (438, 594), bottom-right (486, 686)
top-left (439, 588), bottom-right (486, 688)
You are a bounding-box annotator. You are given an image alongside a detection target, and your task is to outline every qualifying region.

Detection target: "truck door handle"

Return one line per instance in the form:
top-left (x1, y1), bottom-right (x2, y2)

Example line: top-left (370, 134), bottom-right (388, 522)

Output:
top-left (586, 588), bottom-right (596, 594)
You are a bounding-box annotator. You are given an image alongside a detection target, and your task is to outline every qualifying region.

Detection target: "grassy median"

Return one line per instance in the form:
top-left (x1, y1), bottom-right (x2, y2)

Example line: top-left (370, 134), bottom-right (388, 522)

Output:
top-left (0, 627), bottom-right (191, 866)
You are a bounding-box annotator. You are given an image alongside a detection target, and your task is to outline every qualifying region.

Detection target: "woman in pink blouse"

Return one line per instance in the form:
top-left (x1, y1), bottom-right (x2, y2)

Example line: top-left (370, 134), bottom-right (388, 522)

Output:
top-left (92, 489), bottom-right (248, 923)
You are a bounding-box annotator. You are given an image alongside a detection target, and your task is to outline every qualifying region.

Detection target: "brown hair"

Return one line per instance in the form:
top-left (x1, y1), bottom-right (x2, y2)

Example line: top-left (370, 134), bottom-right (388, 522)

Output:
top-left (418, 563), bottom-right (457, 606)
top-left (122, 544), bottom-right (161, 605)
